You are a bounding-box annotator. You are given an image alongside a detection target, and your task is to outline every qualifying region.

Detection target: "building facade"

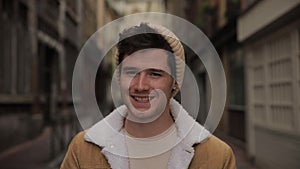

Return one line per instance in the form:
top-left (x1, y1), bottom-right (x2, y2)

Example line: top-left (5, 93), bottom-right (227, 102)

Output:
top-left (0, 0), bottom-right (98, 158)
top-left (238, 0), bottom-right (300, 168)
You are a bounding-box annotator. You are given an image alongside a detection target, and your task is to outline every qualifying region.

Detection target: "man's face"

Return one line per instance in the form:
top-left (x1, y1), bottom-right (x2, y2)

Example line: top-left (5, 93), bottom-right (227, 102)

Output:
top-left (119, 48), bottom-right (175, 122)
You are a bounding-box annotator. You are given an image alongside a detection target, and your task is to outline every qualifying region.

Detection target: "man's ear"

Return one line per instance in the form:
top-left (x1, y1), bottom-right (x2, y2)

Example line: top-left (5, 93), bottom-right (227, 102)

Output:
top-left (172, 80), bottom-right (178, 91)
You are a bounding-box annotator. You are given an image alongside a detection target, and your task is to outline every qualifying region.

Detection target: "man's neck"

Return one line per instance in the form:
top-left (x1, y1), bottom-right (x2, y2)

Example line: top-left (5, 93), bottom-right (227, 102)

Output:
top-left (124, 108), bottom-right (174, 138)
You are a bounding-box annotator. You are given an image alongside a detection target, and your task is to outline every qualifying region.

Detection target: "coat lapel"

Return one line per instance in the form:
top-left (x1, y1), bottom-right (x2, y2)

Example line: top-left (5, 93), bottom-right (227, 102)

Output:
top-left (168, 143), bottom-right (195, 169)
top-left (84, 105), bottom-right (130, 169)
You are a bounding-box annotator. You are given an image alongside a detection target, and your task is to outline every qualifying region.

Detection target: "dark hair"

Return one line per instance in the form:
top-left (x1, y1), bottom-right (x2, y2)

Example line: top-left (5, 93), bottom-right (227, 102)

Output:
top-left (117, 23), bottom-right (176, 78)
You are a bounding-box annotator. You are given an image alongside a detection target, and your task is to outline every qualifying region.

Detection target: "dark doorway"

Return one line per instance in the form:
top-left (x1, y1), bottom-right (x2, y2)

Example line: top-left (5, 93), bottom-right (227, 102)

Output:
top-left (38, 42), bottom-right (60, 126)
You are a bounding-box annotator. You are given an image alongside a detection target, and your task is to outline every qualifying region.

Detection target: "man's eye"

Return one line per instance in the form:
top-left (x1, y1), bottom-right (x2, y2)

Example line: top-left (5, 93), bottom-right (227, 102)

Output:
top-left (149, 72), bottom-right (162, 77)
top-left (125, 70), bottom-right (137, 76)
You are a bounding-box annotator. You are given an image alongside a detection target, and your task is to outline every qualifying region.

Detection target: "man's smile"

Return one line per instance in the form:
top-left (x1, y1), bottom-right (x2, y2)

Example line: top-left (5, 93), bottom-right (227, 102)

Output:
top-left (130, 95), bottom-right (155, 103)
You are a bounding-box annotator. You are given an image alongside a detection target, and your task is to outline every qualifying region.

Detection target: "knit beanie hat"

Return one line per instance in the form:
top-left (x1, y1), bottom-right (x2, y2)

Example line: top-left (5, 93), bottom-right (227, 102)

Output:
top-left (115, 23), bottom-right (185, 97)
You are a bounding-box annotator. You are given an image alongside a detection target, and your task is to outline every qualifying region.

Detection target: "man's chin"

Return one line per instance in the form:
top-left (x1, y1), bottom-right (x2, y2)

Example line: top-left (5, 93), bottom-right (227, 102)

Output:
top-left (126, 107), bottom-right (160, 123)
top-left (128, 108), bottom-right (152, 118)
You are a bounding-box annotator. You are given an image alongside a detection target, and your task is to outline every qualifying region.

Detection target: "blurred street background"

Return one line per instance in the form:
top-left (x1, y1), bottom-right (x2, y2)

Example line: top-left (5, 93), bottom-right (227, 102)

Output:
top-left (0, 0), bottom-right (299, 169)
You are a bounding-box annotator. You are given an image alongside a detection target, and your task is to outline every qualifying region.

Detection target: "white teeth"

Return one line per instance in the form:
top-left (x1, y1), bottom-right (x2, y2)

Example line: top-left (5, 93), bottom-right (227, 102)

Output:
top-left (134, 97), bottom-right (150, 102)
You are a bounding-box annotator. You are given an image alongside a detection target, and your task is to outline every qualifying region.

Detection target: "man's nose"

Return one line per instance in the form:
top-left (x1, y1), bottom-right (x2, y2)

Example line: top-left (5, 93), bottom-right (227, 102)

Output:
top-left (133, 73), bottom-right (149, 91)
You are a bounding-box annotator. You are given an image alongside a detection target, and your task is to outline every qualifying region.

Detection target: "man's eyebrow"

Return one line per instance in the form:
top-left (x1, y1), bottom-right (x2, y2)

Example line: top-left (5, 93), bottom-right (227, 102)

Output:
top-left (122, 66), bottom-right (138, 71)
top-left (122, 67), bottom-right (165, 72)
top-left (147, 68), bottom-right (165, 72)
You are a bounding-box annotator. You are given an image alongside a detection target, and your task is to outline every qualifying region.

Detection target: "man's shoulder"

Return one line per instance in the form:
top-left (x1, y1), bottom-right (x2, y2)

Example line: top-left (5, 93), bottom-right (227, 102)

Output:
top-left (68, 131), bottom-right (106, 158)
top-left (70, 131), bottom-right (100, 149)
top-left (194, 135), bottom-right (233, 156)
top-left (190, 135), bottom-right (236, 169)
top-left (197, 135), bottom-right (231, 150)
top-left (64, 131), bottom-right (110, 168)
top-left (71, 131), bottom-right (85, 143)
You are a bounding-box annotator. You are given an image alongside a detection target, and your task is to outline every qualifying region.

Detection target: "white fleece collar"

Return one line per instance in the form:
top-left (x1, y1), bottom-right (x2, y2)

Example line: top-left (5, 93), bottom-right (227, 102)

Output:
top-left (84, 99), bottom-right (211, 169)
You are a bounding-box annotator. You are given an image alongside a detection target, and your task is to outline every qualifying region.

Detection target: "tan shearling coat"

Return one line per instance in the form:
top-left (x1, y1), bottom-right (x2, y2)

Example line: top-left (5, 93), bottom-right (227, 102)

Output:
top-left (61, 99), bottom-right (236, 169)
top-left (61, 132), bottom-right (235, 169)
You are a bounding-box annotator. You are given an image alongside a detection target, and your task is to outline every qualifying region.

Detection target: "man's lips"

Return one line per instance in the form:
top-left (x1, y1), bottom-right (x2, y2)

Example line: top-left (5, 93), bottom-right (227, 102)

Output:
top-left (130, 95), bottom-right (155, 103)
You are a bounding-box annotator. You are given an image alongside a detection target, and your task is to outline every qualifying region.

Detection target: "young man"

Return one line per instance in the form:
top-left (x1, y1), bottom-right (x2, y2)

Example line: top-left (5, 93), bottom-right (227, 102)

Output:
top-left (61, 23), bottom-right (236, 169)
